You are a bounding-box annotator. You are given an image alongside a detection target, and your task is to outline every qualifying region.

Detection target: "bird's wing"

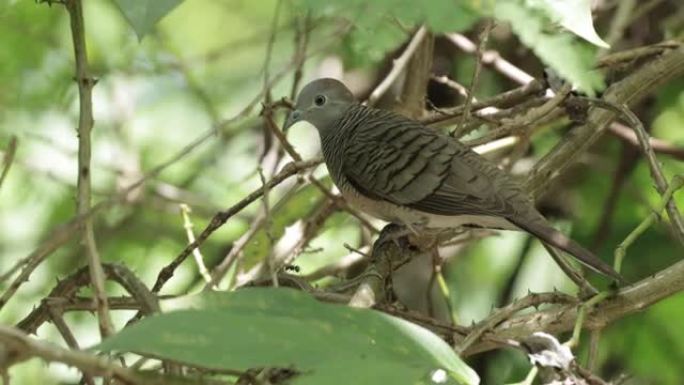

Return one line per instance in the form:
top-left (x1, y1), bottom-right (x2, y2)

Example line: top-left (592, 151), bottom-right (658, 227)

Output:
top-left (341, 108), bottom-right (624, 281)
top-left (342, 109), bottom-right (529, 218)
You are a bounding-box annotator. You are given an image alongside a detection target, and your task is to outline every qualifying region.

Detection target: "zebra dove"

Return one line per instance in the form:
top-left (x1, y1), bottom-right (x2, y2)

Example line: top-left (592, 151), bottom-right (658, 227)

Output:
top-left (286, 78), bottom-right (621, 281)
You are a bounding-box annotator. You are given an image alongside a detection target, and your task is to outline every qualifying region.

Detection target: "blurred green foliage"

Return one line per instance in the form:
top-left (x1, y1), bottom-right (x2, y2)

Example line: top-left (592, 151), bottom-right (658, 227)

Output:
top-left (1, 0), bottom-right (683, 384)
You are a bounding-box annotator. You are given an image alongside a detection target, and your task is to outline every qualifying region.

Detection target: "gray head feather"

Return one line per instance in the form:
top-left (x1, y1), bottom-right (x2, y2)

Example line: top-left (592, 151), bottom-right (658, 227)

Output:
top-left (285, 78), bottom-right (355, 135)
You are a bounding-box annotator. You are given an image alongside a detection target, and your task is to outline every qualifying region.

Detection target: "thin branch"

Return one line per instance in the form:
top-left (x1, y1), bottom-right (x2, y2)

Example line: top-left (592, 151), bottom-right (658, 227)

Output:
top-left (446, 33), bottom-right (535, 85)
top-left (423, 79), bottom-right (545, 126)
top-left (597, 40), bottom-right (681, 68)
top-left (0, 325), bottom-right (141, 384)
top-left (149, 158), bottom-right (320, 292)
top-left (525, 47), bottom-right (684, 195)
top-left (608, 122), bottom-right (684, 160)
top-left (603, 0), bottom-right (636, 49)
top-left (457, 21), bottom-right (492, 134)
top-left (464, 84), bottom-right (571, 147)
top-left (65, 0), bottom-right (113, 338)
top-left (456, 292), bottom-right (576, 353)
top-left (18, 263), bottom-right (159, 334)
top-left (289, 13), bottom-right (311, 102)
top-left (587, 99), bottom-right (684, 245)
top-left (0, 135), bottom-right (17, 192)
top-left (367, 26), bottom-right (428, 106)
top-left (262, 104), bottom-right (303, 161)
top-left (261, 0), bottom-right (283, 105)
top-left (614, 174), bottom-right (684, 272)
top-left (462, 257), bottom-right (684, 355)
top-left (179, 204), bottom-right (213, 285)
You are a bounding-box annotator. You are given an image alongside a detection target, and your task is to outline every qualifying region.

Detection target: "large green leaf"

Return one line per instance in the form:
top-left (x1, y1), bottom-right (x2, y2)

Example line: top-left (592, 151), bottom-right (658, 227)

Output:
top-left (112, 0), bottom-right (184, 40)
top-left (494, 0), bottom-right (604, 96)
top-left (97, 288), bottom-right (479, 385)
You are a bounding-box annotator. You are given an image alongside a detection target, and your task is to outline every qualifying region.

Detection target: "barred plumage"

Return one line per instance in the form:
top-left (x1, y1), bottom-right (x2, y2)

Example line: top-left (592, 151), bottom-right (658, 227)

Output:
top-left (287, 78), bottom-right (623, 282)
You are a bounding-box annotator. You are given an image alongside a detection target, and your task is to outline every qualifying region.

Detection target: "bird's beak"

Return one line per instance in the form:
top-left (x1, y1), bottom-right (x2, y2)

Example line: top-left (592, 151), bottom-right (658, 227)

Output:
top-left (284, 109), bottom-right (302, 131)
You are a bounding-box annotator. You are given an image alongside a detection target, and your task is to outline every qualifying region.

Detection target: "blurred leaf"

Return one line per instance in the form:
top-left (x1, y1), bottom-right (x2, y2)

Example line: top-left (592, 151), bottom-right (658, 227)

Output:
top-left (111, 0), bottom-right (184, 40)
top-left (494, 0), bottom-right (603, 96)
top-left (295, 0), bottom-right (480, 66)
top-left (529, 0), bottom-right (610, 48)
top-left (98, 288), bottom-right (479, 385)
top-left (242, 182), bottom-right (328, 269)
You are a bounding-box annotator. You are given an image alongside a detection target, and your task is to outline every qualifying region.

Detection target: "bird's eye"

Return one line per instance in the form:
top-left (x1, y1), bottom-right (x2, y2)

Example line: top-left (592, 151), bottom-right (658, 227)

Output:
top-left (314, 95), bottom-right (327, 106)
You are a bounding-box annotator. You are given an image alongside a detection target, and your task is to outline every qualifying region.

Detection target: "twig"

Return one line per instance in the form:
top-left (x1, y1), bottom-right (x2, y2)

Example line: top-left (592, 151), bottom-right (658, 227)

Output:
top-left (597, 41), bottom-right (681, 68)
top-left (178, 204), bottom-right (213, 285)
top-left (446, 33), bottom-right (534, 85)
top-left (289, 12), bottom-right (311, 102)
top-left (303, 247), bottom-right (369, 281)
top-left (367, 26), bottom-right (428, 106)
top-left (171, 159), bottom-right (320, 290)
top-left (464, 84), bottom-right (570, 147)
top-left (456, 292), bottom-right (576, 353)
top-left (457, 21), bottom-right (492, 134)
top-left (587, 329), bottom-right (601, 371)
top-left (460, 257), bottom-right (684, 355)
top-left (399, 28), bottom-right (433, 118)
top-left (526, 47), bottom-right (684, 196)
top-left (542, 243), bottom-right (597, 295)
top-left (608, 122), bottom-right (684, 160)
top-left (603, 0), bottom-right (636, 49)
top-left (423, 79), bottom-right (545, 126)
top-left (0, 135), bottom-right (17, 192)
top-left (614, 174), bottom-right (684, 272)
top-left (258, 168), bottom-right (278, 287)
top-left (44, 303), bottom-right (97, 385)
top-left (308, 177), bottom-right (379, 233)
top-left (590, 146), bottom-right (640, 250)
top-left (433, 260), bottom-right (458, 325)
top-left (261, 0), bottom-right (283, 105)
top-left (430, 75), bottom-right (470, 98)
top-left (262, 104), bottom-right (303, 161)
top-left (587, 99), bottom-right (684, 246)
top-left (18, 263), bottom-right (159, 334)
top-left (0, 325), bottom-right (141, 383)
top-left (566, 291), bottom-right (611, 348)
top-left (65, 0), bottom-right (113, 338)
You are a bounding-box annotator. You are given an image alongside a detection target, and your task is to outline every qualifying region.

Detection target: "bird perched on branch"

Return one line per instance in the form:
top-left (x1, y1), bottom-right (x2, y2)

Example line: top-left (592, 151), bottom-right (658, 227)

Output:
top-left (285, 78), bottom-right (622, 281)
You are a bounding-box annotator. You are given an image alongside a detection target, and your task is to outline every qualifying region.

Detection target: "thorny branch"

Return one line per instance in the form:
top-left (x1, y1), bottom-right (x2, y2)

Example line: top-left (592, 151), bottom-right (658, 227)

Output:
top-left (65, 0), bottom-right (114, 338)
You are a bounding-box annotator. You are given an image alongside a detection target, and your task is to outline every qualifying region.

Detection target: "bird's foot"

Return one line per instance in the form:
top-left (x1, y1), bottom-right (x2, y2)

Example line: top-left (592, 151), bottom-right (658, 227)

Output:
top-left (376, 223), bottom-right (439, 252)
top-left (377, 223), bottom-right (412, 250)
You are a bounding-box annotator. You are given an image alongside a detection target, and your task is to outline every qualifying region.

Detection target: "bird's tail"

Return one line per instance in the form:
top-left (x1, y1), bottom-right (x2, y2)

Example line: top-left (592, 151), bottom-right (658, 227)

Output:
top-left (510, 217), bottom-right (625, 283)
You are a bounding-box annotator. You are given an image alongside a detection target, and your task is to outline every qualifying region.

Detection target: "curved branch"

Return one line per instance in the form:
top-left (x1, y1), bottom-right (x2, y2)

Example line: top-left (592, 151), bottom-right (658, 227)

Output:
top-left (463, 258), bottom-right (684, 355)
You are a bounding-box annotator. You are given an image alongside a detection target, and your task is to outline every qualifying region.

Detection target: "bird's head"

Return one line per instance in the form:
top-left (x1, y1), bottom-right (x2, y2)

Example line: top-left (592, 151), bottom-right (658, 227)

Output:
top-left (285, 78), bottom-right (355, 134)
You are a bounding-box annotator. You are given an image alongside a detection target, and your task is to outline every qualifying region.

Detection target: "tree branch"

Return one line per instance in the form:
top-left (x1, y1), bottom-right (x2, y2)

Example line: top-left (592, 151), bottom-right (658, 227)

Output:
top-left (463, 258), bottom-right (684, 355)
top-left (526, 46), bottom-right (684, 196)
top-left (65, 0), bottom-right (113, 338)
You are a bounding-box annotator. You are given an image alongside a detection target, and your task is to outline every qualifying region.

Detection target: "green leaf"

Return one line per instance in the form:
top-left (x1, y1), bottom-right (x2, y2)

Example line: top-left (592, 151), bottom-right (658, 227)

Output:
top-left (494, 0), bottom-right (604, 96)
top-left (112, 0), bottom-right (185, 40)
top-left (97, 288), bottom-right (479, 385)
top-left (529, 0), bottom-right (610, 48)
top-left (294, 0), bottom-right (481, 66)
